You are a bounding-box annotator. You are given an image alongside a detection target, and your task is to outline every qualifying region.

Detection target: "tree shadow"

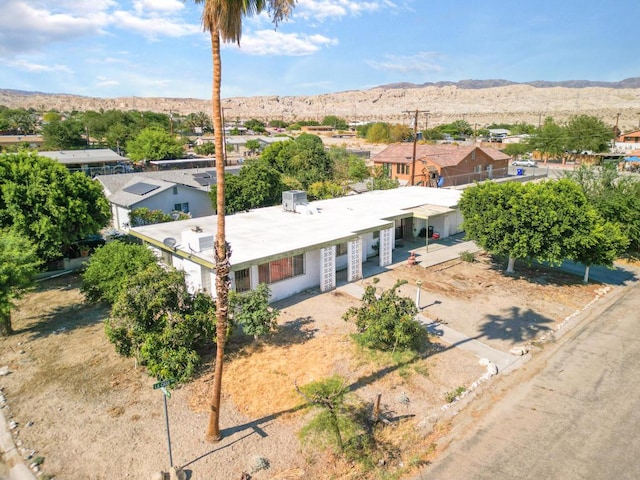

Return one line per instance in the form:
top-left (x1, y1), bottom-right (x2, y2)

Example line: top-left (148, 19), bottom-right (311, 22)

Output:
top-left (180, 403), bottom-right (307, 469)
top-left (479, 306), bottom-right (555, 345)
top-left (267, 316), bottom-right (318, 346)
top-left (16, 298), bottom-right (108, 342)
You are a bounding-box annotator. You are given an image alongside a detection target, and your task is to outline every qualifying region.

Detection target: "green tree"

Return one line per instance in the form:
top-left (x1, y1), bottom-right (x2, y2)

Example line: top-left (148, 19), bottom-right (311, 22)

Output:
top-left (563, 165), bottom-right (640, 257)
top-left (389, 123), bottom-right (413, 142)
top-left (195, 0), bottom-right (295, 442)
top-left (502, 142), bottom-right (532, 158)
top-left (245, 138), bottom-right (261, 156)
top-left (343, 279), bottom-right (425, 352)
top-left (81, 240), bottom-right (158, 305)
top-left (365, 122), bottom-right (391, 143)
top-left (42, 118), bottom-right (86, 149)
top-left (327, 147), bottom-right (354, 176)
top-left (322, 115), bottom-right (348, 130)
top-left (368, 166), bottom-right (399, 191)
top-left (0, 230), bottom-right (41, 336)
top-left (307, 180), bottom-right (346, 200)
top-left (527, 117), bottom-right (566, 161)
top-left (212, 158), bottom-right (284, 214)
top-left (297, 375), bottom-right (356, 454)
top-left (105, 265), bottom-right (216, 383)
top-left (459, 180), bottom-right (598, 273)
top-left (0, 151), bottom-right (111, 262)
top-left (195, 142), bottom-right (216, 156)
top-left (129, 207), bottom-right (190, 227)
top-left (126, 127), bottom-right (184, 162)
top-left (243, 118), bottom-right (266, 133)
top-left (229, 283), bottom-right (279, 340)
top-left (565, 114), bottom-right (613, 154)
top-left (571, 219), bottom-right (628, 282)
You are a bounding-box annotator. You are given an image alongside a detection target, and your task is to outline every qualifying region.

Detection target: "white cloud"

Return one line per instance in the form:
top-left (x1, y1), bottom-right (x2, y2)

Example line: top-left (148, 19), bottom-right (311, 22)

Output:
top-left (366, 51), bottom-right (444, 74)
top-left (235, 30), bottom-right (337, 56)
top-left (0, 1), bottom-right (110, 56)
top-left (7, 58), bottom-right (73, 74)
top-left (96, 76), bottom-right (120, 87)
top-left (133, 0), bottom-right (185, 16)
top-left (111, 10), bottom-right (200, 39)
top-left (295, 0), bottom-right (384, 21)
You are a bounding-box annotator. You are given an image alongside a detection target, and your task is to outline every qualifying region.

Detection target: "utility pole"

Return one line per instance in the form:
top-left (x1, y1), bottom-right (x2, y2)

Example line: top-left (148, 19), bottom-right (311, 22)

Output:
top-left (404, 109), bottom-right (429, 186)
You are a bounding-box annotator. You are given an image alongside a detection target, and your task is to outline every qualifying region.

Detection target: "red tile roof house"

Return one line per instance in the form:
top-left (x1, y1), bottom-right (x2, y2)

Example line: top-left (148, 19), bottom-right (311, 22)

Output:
top-left (372, 143), bottom-right (511, 187)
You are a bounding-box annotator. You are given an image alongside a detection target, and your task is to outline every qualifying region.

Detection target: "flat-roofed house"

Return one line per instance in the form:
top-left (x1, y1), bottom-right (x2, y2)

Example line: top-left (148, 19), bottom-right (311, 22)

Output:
top-left (129, 187), bottom-right (464, 302)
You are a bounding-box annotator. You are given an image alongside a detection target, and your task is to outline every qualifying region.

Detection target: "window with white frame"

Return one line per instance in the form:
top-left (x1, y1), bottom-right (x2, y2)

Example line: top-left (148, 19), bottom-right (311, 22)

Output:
top-left (258, 254), bottom-right (304, 284)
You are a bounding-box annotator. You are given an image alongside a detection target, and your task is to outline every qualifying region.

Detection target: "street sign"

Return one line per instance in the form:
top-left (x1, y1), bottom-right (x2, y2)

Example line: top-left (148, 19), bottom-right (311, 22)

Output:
top-left (153, 379), bottom-right (172, 390)
top-left (160, 387), bottom-right (171, 398)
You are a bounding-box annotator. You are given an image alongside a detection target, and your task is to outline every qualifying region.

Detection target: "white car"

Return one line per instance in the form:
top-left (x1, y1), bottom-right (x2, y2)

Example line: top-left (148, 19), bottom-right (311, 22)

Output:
top-left (512, 159), bottom-right (536, 167)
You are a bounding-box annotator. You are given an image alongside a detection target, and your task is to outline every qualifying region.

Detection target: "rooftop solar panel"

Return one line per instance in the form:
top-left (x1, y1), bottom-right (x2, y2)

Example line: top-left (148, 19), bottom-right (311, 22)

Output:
top-left (122, 182), bottom-right (160, 195)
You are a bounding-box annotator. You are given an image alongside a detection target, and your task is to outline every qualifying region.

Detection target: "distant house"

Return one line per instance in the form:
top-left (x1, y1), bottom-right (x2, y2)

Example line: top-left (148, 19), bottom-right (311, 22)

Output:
top-left (371, 144), bottom-right (510, 187)
top-left (38, 148), bottom-right (132, 176)
top-left (615, 130), bottom-right (640, 152)
top-left (95, 168), bottom-right (240, 230)
top-left (488, 129), bottom-right (510, 142)
top-left (0, 134), bottom-right (44, 149)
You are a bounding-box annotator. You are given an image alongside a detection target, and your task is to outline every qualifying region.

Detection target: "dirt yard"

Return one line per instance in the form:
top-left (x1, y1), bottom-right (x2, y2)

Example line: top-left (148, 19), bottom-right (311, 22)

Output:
top-left (0, 253), bottom-right (606, 479)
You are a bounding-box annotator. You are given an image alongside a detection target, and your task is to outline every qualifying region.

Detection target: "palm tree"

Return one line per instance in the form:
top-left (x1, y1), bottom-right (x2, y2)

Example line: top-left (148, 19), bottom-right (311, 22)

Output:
top-left (195, 0), bottom-right (295, 442)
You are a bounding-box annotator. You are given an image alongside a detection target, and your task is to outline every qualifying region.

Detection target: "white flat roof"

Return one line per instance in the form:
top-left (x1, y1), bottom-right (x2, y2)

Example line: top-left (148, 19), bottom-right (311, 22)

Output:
top-left (131, 186), bottom-right (462, 270)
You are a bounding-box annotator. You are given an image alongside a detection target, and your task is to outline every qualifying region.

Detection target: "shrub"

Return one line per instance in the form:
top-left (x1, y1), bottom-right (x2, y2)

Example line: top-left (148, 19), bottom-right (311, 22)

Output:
top-left (459, 250), bottom-right (475, 262)
top-left (343, 279), bottom-right (426, 352)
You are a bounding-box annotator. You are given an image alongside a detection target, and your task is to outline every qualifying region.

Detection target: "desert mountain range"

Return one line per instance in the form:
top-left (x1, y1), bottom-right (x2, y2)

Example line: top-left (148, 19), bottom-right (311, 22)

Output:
top-left (2, 78), bottom-right (640, 131)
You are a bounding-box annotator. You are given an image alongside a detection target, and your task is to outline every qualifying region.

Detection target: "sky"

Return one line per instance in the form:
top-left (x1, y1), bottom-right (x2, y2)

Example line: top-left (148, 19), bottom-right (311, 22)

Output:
top-left (1, 0), bottom-right (639, 101)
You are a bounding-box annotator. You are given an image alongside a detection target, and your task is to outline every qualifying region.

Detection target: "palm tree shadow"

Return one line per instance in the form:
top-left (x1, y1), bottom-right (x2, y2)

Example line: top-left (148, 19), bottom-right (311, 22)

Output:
top-left (180, 403), bottom-right (307, 469)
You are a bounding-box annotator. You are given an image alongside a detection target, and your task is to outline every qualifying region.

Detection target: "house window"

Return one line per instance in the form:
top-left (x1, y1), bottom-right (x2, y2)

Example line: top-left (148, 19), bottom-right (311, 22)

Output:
top-left (235, 268), bottom-right (251, 293)
top-left (258, 254), bottom-right (304, 284)
top-left (473, 165), bottom-right (481, 173)
top-left (336, 243), bottom-right (348, 256)
top-left (201, 267), bottom-right (212, 293)
top-left (174, 202), bottom-right (190, 213)
top-left (172, 186), bottom-right (178, 195)
top-left (395, 164), bottom-right (408, 175)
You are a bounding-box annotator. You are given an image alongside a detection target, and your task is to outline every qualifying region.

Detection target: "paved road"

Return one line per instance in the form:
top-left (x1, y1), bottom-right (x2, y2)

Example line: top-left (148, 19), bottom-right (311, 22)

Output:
top-left (414, 276), bottom-right (640, 480)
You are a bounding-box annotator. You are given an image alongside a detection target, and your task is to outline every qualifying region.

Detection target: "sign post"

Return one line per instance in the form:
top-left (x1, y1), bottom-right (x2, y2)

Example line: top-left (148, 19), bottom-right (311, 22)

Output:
top-left (153, 379), bottom-right (174, 468)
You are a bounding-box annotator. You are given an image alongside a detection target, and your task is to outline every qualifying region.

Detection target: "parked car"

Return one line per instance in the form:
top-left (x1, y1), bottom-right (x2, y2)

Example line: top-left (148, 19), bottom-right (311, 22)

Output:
top-left (512, 159), bottom-right (537, 167)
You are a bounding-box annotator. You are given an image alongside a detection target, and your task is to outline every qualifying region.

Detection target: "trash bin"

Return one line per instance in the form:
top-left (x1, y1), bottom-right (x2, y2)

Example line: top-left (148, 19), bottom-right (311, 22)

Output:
top-left (516, 168), bottom-right (524, 176)
top-left (428, 226), bottom-right (434, 238)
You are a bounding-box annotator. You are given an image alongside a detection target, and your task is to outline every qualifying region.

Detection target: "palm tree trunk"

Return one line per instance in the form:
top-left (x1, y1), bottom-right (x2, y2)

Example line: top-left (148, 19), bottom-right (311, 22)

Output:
top-left (206, 28), bottom-right (231, 443)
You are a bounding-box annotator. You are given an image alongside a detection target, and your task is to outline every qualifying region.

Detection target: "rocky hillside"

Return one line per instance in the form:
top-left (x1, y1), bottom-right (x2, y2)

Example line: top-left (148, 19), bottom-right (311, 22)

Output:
top-left (2, 78), bottom-right (640, 130)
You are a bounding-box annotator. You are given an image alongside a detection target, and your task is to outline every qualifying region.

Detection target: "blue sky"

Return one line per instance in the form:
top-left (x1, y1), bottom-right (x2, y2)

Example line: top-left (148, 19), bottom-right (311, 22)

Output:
top-left (1, 0), bottom-right (638, 100)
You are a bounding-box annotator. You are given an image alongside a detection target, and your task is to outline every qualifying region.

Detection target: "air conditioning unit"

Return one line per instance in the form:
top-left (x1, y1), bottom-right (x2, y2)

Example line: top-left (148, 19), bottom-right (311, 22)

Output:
top-left (282, 190), bottom-right (307, 212)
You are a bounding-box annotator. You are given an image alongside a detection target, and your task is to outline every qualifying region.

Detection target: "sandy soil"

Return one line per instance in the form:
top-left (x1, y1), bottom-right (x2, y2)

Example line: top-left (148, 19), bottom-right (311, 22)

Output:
top-left (0, 254), bottom-right (605, 480)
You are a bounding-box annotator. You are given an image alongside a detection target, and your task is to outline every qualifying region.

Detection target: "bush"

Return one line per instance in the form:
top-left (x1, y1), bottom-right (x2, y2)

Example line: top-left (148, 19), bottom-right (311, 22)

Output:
top-left (459, 250), bottom-right (475, 262)
top-left (81, 240), bottom-right (158, 305)
top-left (343, 280), bottom-right (426, 352)
top-left (105, 267), bottom-right (217, 383)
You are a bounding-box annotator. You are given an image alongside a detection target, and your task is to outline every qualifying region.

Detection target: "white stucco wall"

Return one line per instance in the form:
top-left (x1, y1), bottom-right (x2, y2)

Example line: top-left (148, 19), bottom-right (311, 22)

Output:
top-left (136, 186), bottom-right (213, 218)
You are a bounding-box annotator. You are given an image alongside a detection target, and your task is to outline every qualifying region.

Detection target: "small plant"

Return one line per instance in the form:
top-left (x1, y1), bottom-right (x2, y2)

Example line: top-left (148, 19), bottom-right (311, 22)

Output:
top-left (459, 250), bottom-right (475, 262)
top-left (444, 386), bottom-right (466, 403)
top-left (250, 456), bottom-right (270, 473)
